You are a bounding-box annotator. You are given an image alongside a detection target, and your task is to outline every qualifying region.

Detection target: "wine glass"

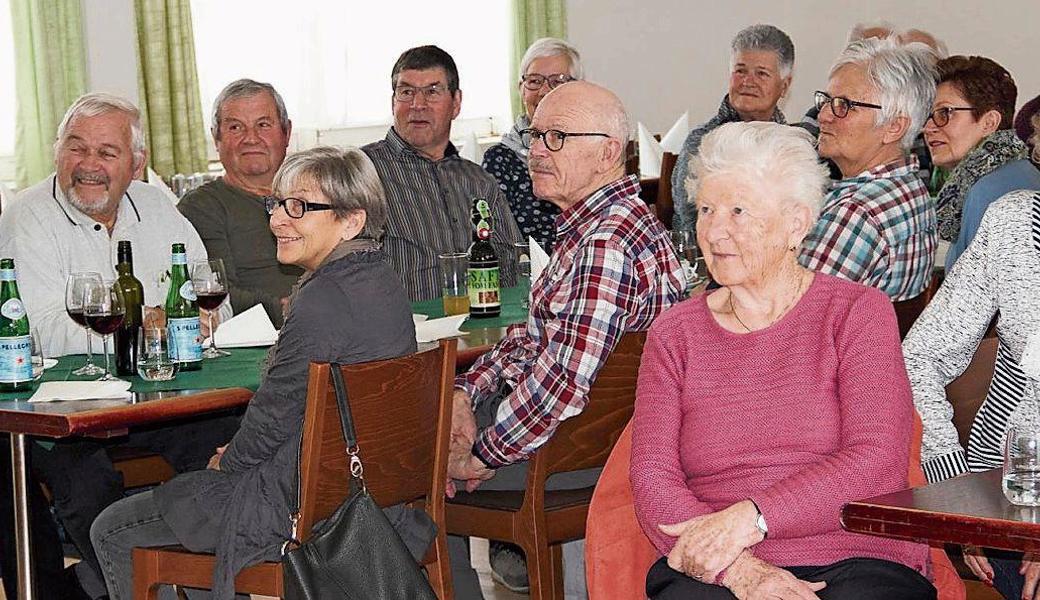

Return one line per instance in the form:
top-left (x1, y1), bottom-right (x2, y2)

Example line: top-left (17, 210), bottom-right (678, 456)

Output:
top-left (191, 258), bottom-right (230, 358)
top-left (82, 280), bottom-right (126, 381)
top-left (66, 272), bottom-right (105, 376)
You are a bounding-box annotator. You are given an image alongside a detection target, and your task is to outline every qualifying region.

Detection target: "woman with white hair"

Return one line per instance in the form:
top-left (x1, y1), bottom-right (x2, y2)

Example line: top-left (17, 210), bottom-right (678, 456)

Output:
top-left (671, 24), bottom-right (794, 234)
top-left (632, 122), bottom-right (935, 600)
top-left (482, 37), bottom-right (583, 252)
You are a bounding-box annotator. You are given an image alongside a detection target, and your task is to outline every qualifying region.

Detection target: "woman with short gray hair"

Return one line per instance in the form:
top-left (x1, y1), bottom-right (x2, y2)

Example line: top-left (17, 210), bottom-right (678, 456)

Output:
top-left (671, 24), bottom-right (795, 234)
top-left (91, 146), bottom-right (426, 600)
top-left (483, 37), bottom-right (584, 252)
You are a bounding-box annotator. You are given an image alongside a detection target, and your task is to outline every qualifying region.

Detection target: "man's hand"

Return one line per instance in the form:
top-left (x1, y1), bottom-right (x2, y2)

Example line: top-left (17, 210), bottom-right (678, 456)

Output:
top-left (724, 552), bottom-right (826, 600)
top-left (143, 306), bottom-right (166, 330)
top-left (451, 389), bottom-right (477, 448)
top-left (445, 441), bottom-right (494, 498)
top-left (658, 500), bottom-right (764, 582)
top-left (207, 445), bottom-right (227, 471)
top-left (1021, 552), bottom-right (1040, 599)
top-left (963, 545), bottom-right (994, 585)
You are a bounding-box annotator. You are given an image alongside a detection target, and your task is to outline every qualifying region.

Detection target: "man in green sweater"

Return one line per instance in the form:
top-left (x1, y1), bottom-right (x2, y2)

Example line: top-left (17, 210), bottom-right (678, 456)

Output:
top-left (179, 79), bottom-right (302, 327)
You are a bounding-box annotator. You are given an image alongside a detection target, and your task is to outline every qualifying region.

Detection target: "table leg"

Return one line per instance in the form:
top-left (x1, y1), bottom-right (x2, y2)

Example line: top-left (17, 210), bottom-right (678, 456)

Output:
top-left (10, 433), bottom-right (34, 600)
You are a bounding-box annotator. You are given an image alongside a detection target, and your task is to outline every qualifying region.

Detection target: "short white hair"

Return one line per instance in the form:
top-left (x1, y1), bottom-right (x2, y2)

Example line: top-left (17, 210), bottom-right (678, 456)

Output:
top-left (54, 93), bottom-right (146, 168)
top-left (691, 122), bottom-right (830, 218)
top-left (830, 37), bottom-right (937, 151)
top-left (519, 37), bottom-right (584, 80)
top-left (730, 24), bottom-right (795, 79)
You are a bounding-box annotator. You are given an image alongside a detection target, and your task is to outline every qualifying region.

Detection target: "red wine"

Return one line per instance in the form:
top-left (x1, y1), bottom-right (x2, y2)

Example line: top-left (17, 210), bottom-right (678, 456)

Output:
top-left (196, 291), bottom-right (228, 311)
top-left (85, 312), bottom-right (125, 335)
top-left (67, 309), bottom-right (88, 327)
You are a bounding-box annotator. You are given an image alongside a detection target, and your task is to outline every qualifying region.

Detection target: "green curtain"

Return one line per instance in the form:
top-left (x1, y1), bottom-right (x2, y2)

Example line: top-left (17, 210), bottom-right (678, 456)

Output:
top-left (10, 0), bottom-right (87, 188)
top-left (135, 0), bottom-right (208, 178)
top-left (510, 0), bottom-right (567, 119)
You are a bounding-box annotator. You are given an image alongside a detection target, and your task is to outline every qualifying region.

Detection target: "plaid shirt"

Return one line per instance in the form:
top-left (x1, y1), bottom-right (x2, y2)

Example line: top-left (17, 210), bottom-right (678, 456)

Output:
top-left (800, 157), bottom-right (936, 301)
top-left (457, 175), bottom-right (685, 467)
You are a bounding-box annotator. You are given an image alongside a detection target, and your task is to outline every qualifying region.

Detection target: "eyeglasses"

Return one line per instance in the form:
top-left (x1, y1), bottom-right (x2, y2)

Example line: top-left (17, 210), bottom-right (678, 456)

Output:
top-left (521, 73), bottom-right (575, 91)
top-left (264, 196), bottom-right (335, 219)
top-left (520, 128), bottom-right (610, 152)
top-left (814, 91), bottom-right (883, 119)
top-left (393, 84), bottom-right (450, 104)
top-left (927, 106), bottom-right (974, 128)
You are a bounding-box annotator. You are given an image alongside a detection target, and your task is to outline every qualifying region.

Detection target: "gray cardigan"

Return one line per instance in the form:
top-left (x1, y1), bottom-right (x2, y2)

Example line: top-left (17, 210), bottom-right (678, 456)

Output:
top-left (154, 246), bottom-right (425, 599)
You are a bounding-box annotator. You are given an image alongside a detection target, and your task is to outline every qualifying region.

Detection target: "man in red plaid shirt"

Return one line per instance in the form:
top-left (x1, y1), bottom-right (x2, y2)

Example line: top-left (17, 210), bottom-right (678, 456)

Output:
top-left (446, 81), bottom-right (685, 597)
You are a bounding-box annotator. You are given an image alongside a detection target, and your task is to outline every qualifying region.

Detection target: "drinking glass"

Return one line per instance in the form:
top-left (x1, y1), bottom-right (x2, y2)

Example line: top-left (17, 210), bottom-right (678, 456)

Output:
top-left (137, 327), bottom-right (178, 382)
top-left (671, 230), bottom-right (707, 294)
top-left (438, 252), bottom-right (470, 316)
top-left (514, 242), bottom-right (532, 310)
top-left (191, 258), bottom-right (231, 358)
top-left (82, 280), bottom-right (125, 381)
top-left (66, 272), bottom-right (105, 376)
top-left (1004, 392), bottom-right (1040, 506)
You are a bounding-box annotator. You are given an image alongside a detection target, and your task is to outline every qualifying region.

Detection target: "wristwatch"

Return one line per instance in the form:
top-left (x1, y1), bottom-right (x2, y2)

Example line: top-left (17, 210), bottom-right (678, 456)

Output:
top-left (754, 508), bottom-right (769, 538)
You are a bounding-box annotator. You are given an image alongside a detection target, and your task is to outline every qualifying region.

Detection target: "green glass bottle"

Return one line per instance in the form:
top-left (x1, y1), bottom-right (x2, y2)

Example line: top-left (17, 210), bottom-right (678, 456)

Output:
top-left (0, 258), bottom-right (33, 392)
top-left (114, 241), bottom-right (144, 376)
top-left (467, 198), bottom-right (501, 318)
top-left (165, 243), bottom-right (202, 371)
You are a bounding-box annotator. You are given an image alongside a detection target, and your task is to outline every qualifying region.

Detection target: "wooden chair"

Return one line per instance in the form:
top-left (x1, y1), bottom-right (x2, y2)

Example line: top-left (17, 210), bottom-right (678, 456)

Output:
top-left (624, 140), bottom-right (639, 177)
top-left (446, 331), bottom-right (646, 600)
top-left (656, 152), bottom-right (678, 229)
top-left (109, 447), bottom-right (175, 489)
top-left (132, 339), bottom-right (457, 599)
top-left (894, 271), bottom-right (943, 339)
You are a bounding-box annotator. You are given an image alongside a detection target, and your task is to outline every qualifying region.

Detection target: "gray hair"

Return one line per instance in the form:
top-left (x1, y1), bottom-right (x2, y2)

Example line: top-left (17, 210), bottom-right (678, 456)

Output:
top-left (54, 93), bottom-right (146, 168)
top-left (830, 37), bottom-right (937, 150)
top-left (730, 24), bottom-right (795, 79)
top-left (272, 146), bottom-right (387, 239)
top-left (691, 122), bottom-right (830, 220)
top-left (519, 37), bottom-right (584, 80)
top-left (211, 79), bottom-right (290, 142)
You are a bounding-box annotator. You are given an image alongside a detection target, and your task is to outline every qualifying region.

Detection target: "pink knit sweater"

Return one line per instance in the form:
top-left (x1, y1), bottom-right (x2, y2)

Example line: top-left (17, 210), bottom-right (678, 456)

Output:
top-left (630, 273), bottom-right (929, 576)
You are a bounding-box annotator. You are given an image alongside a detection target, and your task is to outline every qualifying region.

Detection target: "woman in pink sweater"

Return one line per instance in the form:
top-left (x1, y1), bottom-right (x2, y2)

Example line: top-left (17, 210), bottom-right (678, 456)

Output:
top-left (631, 122), bottom-right (934, 600)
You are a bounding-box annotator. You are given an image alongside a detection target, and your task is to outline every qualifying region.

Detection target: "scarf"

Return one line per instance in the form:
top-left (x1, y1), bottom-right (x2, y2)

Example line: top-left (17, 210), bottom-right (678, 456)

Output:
top-left (709, 94), bottom-right (787, 130)
top-left (499, 114), bottom-right (531, 160)
top-left (936, 129), bottom-right (1028, 241)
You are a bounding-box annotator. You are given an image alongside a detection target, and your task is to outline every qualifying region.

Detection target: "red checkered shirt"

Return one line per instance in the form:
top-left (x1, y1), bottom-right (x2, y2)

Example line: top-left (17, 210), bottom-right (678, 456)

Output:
top-left (457, 175), bottom-right (685, 467)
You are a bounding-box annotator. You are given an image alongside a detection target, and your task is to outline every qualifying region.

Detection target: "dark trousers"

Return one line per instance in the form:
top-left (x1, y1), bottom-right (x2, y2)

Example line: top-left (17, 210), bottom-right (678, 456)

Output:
top-left (985, 548), bottom-right (1026, 600)
top-left (646, 556), bottom-right (936, 600)
top-left (0, 434), bottom-right (78, 599)
top-left (31, 414), bottom-right (240, 589)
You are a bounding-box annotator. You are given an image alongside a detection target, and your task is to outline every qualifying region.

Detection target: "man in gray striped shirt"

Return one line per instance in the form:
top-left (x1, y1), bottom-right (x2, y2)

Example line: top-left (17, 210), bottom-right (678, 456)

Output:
top-left (363, 45), bottom-right (520, 302)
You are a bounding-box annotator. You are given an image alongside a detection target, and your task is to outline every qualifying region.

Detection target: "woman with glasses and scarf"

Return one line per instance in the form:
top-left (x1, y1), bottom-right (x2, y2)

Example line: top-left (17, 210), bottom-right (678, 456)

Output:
top-left (923, 55), bottom-right (1040, 270)
top-left (481, 37), bottom-right (583, 253)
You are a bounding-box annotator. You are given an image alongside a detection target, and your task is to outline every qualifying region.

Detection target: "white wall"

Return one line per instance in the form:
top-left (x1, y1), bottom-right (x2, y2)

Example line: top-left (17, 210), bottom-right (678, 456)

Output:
top-left (567, 0), bottom-right (1040, 134)
top-left (82, 0), bottom-right (139, 103)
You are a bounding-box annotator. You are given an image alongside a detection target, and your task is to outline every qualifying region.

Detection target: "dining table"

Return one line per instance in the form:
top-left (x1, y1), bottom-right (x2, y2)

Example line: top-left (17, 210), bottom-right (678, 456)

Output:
top-left (411, 284), bottom-right (529, 368)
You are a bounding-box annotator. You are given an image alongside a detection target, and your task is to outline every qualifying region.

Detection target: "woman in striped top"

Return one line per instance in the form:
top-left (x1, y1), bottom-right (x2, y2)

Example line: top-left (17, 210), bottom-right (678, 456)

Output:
top-left (903, 189), bottom-right (1040, 600)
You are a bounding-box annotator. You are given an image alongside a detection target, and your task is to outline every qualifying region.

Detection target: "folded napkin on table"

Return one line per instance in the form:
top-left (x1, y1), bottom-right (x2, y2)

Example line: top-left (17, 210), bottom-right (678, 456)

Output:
top-left (148, 168), bottom-right (181, 205)
top-left (210, 304), bottom-right (278, 348)
top-left (460, 131), bottom-right (483, 163)
top-left (415, 314), bottom-right (468, 344)
top-left (30, 380), bottom-right (132, 403)
top-left (660, 112), bottom-right (691, 154)
top-left (637, 122), bottom-right (663, 178)
top-left (529, 236), bottom-right (550, 283)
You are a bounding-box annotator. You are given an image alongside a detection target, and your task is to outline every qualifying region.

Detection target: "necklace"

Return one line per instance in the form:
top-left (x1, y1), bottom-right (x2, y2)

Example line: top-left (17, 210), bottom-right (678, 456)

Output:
top-left (728, 271), bottom-right (809, 333)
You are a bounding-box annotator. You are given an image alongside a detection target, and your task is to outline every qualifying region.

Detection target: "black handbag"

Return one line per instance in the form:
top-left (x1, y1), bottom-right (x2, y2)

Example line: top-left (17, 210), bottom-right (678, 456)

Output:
top-left (282, 364), bottom-right (438, 600)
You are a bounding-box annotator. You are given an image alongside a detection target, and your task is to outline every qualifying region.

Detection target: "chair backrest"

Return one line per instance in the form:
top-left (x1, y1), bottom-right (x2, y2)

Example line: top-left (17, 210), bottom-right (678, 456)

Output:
top-left (534, 331), bottom-right (646, 480)
top-left (656, 152), bottom-right (677, 229)
top-left (947, 334), bottom-right (999, 449)
top-left (624, 140), bottom-right (639, 176)
top-left (296, 339), bottom-right (456, 539)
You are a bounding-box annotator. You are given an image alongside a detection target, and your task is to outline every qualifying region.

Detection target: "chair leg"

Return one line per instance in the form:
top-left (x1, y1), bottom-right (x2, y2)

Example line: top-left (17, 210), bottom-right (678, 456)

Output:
top-left (523, 539), bottom-right (562, 600)
top-left (548, 543), bottom-right (564, 599)
top-left (426, 533), bottom-right (454, 599)
top-left (132, 547), bottom-right (163, 600)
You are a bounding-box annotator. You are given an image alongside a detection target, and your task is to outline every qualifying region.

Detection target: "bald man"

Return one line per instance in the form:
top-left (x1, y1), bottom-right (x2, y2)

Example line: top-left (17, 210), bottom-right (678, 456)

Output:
top-left (445, 82), bottom-right (686, 597)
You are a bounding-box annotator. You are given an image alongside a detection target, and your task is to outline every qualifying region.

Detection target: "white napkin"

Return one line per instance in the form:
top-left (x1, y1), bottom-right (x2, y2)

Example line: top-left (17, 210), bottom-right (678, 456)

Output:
top-left (460, 131), bottom-right (483, 163)
top-left (30, 380), bottom-right (132, 403)
top-left (529, 236), bottom-right (550, 283)
top-left (660, 112), bottom-right (691, 154)
top-left (148, 168), bottom-right (181, 205)
top-left (415, 314), bottom-right (468, 344)
top-left (412, 314), bottom-right (429, 325)
top-left (212, 304), bottom-right (278, 348)
top-left (637, 123), bottom-right (663, 178)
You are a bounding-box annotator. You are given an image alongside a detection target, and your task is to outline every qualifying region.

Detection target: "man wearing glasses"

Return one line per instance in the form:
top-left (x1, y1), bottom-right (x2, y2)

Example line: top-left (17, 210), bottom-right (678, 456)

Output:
top-left (445, 81), bottom-right (685, 599)
top-left (800, 37), bottom-right (938, 302)
top-left (362, 45), bottom-right (520, 302)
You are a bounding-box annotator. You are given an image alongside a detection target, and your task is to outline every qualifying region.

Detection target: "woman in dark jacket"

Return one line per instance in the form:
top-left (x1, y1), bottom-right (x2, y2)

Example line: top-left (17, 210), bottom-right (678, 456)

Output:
top-left (90, 147), bottom-right (425, 600)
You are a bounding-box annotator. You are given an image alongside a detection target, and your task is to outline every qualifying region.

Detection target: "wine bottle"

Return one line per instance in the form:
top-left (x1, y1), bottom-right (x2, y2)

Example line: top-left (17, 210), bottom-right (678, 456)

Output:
top-left (114, 241), bottom-right (144, 376)
top-left (467, 198), bottom-right (501, 318)
top-left (0, 258), bottom-right (33, 392)
top-left (164, 243), bottom-right (202, 371)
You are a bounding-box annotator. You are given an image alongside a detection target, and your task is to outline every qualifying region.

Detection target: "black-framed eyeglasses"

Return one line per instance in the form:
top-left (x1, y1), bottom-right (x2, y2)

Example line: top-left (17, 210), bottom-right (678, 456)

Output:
top-left (814, 91), bottom-right (883, 119)
top-left (927, 106), bottom-right (975, 128)
top-left (520, 128), bottom-right (610, 152)
top-left (264, 196), bottom-right (335, 219)
top-left (521, 73), bottom-right (575, 91)
top-left (393, 84), bottom-right (450, 104)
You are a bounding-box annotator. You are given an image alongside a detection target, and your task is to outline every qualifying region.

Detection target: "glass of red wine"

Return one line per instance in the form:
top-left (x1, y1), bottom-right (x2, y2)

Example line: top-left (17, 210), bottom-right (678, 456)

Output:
top-left (191, 258), bottom-right (230, 358)
top-left (82, 280), bottom-right (126, 381)
top-left (66, 272), bottom-right (106, 376)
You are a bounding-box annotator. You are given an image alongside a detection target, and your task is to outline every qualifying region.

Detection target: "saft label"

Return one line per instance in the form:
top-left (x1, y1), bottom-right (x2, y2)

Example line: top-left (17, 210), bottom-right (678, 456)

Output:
top-left (1, 298), bottom-right (25, 321)
top-left (167, 317), bottom-right (202, 362)
top-left (0, 336), bottom-right (32, 383)
top-left (467, 267), bottom-right (500, 308)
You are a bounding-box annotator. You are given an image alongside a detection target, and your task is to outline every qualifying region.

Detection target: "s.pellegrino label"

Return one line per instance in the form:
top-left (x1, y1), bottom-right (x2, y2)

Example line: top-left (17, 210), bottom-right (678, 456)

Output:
top-left (0, 259), bottom-right (33, 390)
top-left (467, 198), bottom-right (501, 318)
top-left (164, 243), bottom-right (202, 370)
top-left (167, 317), bottom-right (202, 363)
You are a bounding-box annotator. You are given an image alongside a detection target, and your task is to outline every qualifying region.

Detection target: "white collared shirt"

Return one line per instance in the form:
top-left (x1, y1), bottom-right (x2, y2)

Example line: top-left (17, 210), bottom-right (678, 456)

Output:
top-left (0, 175), bottom-right (232, 356)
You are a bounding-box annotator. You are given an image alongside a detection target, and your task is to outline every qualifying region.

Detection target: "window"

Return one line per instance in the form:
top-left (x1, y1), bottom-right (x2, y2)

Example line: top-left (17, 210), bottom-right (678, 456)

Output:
top-left (190, 0), bottom-right (513, 147)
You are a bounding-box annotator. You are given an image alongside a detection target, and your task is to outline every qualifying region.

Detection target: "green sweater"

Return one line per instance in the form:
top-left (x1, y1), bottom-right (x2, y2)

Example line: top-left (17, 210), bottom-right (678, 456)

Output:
top-left (178, 178), bottom-right (302, 326)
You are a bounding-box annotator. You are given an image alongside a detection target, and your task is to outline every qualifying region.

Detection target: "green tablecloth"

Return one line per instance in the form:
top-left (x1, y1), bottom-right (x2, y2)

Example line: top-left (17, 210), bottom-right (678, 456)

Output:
top-left (0, 348), bottom-right (267, 402)
top-left (411, 286), bottom-right (528, 330)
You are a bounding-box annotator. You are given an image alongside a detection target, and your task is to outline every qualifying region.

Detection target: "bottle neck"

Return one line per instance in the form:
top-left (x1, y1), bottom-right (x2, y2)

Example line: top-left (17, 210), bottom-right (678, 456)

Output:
top-left (116, 259), bottom-right (134, 276)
